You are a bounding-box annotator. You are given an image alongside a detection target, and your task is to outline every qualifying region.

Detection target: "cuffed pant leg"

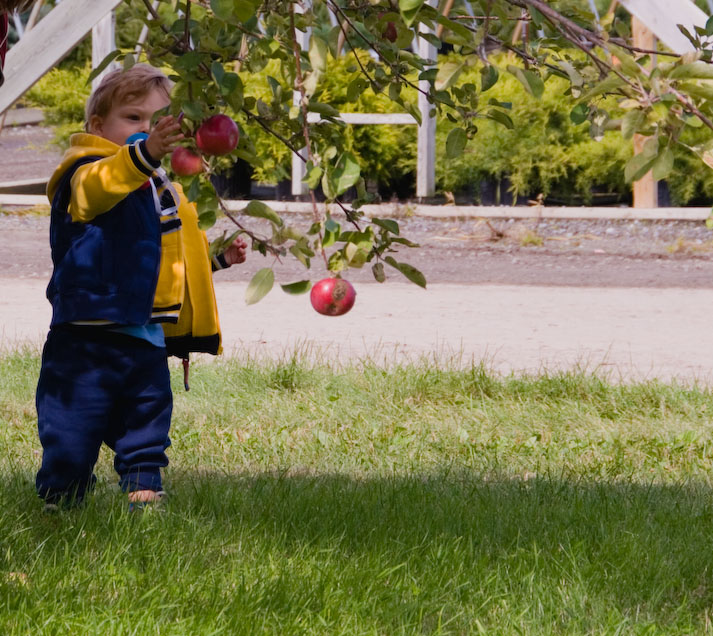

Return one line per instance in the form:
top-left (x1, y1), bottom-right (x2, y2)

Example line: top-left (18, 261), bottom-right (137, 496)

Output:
top-left (104, 344), bottom-right (172, 493)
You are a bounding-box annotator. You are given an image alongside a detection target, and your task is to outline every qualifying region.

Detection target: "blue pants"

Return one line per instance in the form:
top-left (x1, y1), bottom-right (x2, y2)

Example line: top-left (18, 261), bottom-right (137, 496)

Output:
top-left (35, 325), bottom-right (172, 504)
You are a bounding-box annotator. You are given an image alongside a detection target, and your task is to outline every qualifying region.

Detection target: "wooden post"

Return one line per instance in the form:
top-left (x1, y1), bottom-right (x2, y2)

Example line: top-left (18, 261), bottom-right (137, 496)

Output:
top-left (92, 11), bottom-right (116, 91)
top-left (291, 3), bottom-right (310, 196)
top-left (417, 0), bottom-right (436, 199)
top-left (631, 16), bottom-right (657, 208)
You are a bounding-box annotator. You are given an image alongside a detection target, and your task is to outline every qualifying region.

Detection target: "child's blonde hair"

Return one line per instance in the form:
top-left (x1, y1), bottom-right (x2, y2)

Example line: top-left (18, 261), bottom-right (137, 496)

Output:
top-left (85, 64), bottom-right (172, 130)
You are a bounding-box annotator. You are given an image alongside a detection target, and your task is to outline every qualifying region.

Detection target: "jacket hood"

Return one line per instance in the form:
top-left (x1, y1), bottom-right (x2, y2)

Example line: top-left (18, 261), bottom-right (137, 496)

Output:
top-left (46, 133), bottom-right (120, 202)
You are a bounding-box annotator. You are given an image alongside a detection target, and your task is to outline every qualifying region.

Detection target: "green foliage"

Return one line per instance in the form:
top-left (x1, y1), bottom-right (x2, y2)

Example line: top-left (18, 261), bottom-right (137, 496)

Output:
top-left (25, 64), bottom-right (90, 145)
top-left (239, 54), bottom-right (416, 187)
top-left (433, 55), bottom-right (627, 203)
top-left (237, 52), bottom-right (713, 205)
top-left (25, 53), bottom-right (713, 206)
top-left (668, 125), bottom-right (713, 205)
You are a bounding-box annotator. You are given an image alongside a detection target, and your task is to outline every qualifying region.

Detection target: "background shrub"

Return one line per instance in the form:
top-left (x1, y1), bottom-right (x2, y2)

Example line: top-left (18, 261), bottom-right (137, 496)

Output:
top-left (23, 47), bottom-right (713, 205)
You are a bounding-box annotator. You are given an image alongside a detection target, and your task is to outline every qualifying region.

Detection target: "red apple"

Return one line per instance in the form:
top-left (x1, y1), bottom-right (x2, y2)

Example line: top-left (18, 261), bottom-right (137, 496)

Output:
top-left (383, 21), bottom-right (397, 43)
top-left (310, 277), bottom-right (356, 316)
top-left (170, 147), bottom-right (203, 176)
top-left (196, 114), bottom-right (240, 156)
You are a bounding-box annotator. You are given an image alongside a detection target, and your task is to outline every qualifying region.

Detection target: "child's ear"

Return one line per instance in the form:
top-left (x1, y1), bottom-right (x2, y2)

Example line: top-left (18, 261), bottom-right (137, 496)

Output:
top-left (87, 115), bottom-right (103, 135)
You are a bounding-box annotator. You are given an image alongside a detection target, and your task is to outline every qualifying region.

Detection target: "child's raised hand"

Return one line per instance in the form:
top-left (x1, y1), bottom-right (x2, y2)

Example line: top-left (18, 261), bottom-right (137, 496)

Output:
top-left (223, 237), bottom-right (248, 265)
top-left (146, 116), bottom-right (184, 161)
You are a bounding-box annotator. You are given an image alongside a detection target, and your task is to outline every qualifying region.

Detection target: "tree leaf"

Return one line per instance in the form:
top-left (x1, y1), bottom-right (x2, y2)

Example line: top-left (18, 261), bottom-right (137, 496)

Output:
top-left (246, 268), bottom-right (275, 305)
top-left (306, 36), bottom-right (328, 96)
top-left (211, 0), bottom-right (234, 20)
top-left (486, 109), bottom-right (514, 129)
top-left (327, 251), bottom-right (346, 273)
top-left (445, 128), bottom-right (467, 158)
top-left (384, 256), bottom-right (427, 288)
top-left (304, 163), bottom-right (323, 189)
top-left (198, 209), bottom-right (216, 230)
top-left (621, 109), bottom-right (646, 140)
top-left (480, 65), bottom-right (499, 92)
top-left (434, 15), bottom-right (473, 42)
top-left (280, 280), bottom-right (312, 295)
top-left (399, 0), bottom-right (424, 26)
top-left (186, 176), bottom-right (201, 202)
top-left (507, 65), bottom-right (544, 99)
top-left (87, 50), bottom-right (121, 84)
top-left (652, 147), bottom-right (674, 181)
top-left (609, 46), bottom-right (641, 76)
top-left (234, 0), bottom-right (256, 22)
top-left (372, 262), bottom-right (386, 283)
top-left (347, 77), bottom-right (369, 102)
top-left (641, 136), bottom-right (659, 160)
top-left (243, 200), bottom-right (283, 226)
top-left (307, 101), bottom-right (341, 119)
top-left (570, 103), bottom-right (589, 125)
top-left (402, 101), bottom-right (422, 126)
top-left (332, 152), bottom-right (361, 195)
top-left (670, 62), bottom-right (713, 80)
top-left (579, 75), bottom-right (624, 101)
top-left (435, 61), bottom-right (465, 91)
top-left (557, 60), bottom-right (583, 87)
top-left (371, 218), bottom-right (400, 235)
top-left (624, 152), bottom-right (656, 183)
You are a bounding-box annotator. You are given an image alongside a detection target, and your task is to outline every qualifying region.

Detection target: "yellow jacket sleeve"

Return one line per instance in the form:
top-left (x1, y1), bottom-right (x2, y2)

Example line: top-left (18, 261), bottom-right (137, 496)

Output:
top-left (69, 144), bottom-right (158, 223)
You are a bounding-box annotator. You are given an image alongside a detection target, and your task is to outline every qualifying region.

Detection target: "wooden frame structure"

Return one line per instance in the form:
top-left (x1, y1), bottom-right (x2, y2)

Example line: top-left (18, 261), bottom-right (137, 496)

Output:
top-left (0, 0), bottom-right (121, 115)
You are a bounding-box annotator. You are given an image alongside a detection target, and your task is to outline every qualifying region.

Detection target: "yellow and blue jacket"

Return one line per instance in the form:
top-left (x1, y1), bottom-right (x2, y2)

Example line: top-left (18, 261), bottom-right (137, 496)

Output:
top-left (46, 133), bottom-right (224, 357)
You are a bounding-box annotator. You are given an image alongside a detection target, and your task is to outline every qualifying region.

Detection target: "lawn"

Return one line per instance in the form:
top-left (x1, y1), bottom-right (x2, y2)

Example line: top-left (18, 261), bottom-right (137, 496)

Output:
top-left (2, 348), bottom-right (713, 635)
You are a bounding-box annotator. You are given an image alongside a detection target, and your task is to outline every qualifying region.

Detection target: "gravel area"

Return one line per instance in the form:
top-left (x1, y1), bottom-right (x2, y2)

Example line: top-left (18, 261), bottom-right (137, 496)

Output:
top-left (3, 122), bottom-right (713, 289)
top-left (3, 212), bottom-right (713, 289)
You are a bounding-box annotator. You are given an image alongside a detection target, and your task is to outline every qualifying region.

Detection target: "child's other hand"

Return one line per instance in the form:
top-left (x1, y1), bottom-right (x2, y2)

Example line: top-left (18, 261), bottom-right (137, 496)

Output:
top-left (146, 116), bottom-right (184, 161)
top-left (223, 237), bottom-right (248, 266)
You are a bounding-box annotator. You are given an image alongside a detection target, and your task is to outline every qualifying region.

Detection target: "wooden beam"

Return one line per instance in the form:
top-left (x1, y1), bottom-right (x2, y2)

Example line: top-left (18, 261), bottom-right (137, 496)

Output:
top-left (619, 0), bottom-right (707, 54)
top-left (91, 11), bottom-right (117, 91)
top-left (306, 113), bottom-right (418, 125)
top-left (631, 17), bottom-right (657, 208)
top-left (291, 2), bottom-right (310, 197)
top-left (417, 0), bottom-right (437, 198)
top-left (0, 0), bottom-right (123, 115)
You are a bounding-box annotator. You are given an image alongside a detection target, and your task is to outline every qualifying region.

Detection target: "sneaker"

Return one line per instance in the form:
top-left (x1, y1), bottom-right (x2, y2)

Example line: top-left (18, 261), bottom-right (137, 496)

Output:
top-left (43, 502), bottom-right (60, 513)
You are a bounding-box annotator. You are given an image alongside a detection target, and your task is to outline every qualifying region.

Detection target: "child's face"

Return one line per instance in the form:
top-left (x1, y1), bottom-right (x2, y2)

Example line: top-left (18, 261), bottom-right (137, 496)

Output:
top-left (89, 88), bottom-right (170, 146)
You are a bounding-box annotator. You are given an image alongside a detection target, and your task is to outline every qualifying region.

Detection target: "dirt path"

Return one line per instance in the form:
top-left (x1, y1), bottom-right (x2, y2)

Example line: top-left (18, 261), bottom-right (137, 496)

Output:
top-left (3, 277), bottom-right (713, 383)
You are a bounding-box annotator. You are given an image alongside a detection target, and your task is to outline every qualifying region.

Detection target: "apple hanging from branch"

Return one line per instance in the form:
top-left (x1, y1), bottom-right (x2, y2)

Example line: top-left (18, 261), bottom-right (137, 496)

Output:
top-left (196, 114), bottom-right (240, 156)
top-left (310, 277), bottom-right (357, 316)
top-left (170, 146), bottom-right (203, 176)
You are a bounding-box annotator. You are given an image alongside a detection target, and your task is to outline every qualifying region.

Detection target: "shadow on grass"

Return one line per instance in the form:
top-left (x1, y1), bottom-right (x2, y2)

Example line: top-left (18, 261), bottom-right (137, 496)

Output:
top-left (174, 471), bottom-right (713, 610)
top-left (4, 469), bottom-right (713, 631)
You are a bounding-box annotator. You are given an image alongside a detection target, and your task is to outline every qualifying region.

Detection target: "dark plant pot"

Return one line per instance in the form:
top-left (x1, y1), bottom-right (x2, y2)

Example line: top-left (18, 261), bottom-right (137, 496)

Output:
top-left (210, 159), bottom-right (253, 199)
top-left (377, 172), bottom-right (415, 202)
top-left (657, 181), bottom-right (671, 207)
top-left (478, 178), bottom-right (529, 206)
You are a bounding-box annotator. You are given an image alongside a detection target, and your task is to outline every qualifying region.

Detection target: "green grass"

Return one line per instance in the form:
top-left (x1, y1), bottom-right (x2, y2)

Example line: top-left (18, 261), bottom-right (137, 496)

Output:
top-left (2, 349), bottom-right (713, 634)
